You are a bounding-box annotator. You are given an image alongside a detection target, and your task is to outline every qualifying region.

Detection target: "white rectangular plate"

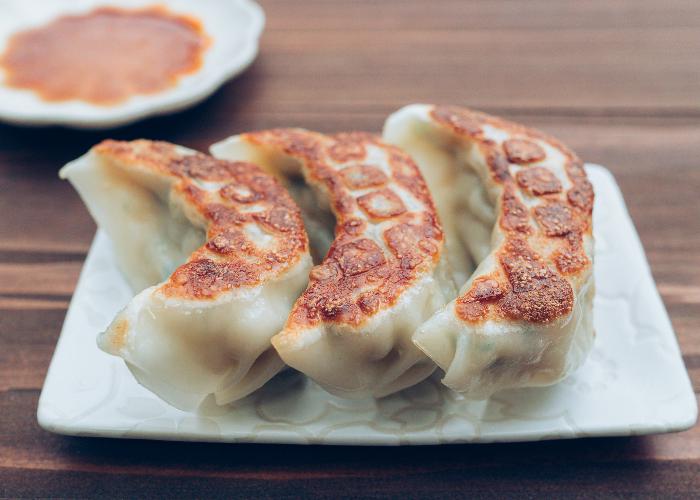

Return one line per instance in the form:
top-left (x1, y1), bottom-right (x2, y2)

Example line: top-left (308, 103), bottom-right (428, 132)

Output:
top-left (38, 165), bottom-right (697, 445)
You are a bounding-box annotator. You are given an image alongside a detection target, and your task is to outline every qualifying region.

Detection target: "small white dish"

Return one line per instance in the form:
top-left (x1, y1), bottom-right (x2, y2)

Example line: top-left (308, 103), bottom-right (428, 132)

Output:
top-left (37, 165), bottom-right (697, 445)
top-left (0, 0), bottom-right (264, 129)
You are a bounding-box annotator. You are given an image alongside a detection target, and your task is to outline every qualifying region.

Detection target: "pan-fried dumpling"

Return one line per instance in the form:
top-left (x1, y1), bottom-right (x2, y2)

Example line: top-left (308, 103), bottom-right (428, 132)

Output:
top-left (383, 104), bottom-right (595, 398)
top-left (211, 130), bottom-right (455, 398)
top-left (60, 140), bottom-right (312, 409)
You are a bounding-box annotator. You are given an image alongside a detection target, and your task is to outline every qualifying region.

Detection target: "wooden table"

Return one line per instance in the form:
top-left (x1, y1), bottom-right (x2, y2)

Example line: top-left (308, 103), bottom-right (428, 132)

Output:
top-left (1, 0), bottom-right (699, 497)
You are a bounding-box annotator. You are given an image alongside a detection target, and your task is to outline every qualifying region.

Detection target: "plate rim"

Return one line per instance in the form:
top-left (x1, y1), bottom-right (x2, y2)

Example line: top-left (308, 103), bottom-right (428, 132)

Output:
top-left (36, 164), bottom-right (698, 445)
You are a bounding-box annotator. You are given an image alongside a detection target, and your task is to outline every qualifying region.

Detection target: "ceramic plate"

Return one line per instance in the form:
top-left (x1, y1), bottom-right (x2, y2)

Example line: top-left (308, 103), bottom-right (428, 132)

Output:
top-left (0, 0), bottom-right (264, 129)
top-left (37, 165), bottom-right (697, 445)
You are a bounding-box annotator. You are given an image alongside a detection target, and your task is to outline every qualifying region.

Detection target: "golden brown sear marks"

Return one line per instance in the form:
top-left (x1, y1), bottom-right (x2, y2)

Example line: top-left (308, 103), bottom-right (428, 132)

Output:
top-left (0, 6), bottom-right (209, 105)
top-left (533, 202), bottom-right (578, 237)
top-left (497, 238), bottom-right (574, 323)
top-left (566, 160), bottom-right (595, 214)
top-left (431, 105), bottom-right (483, 137)
top-left (94, 140), bottom-right (307, 299)
top-left (516, 167), bottom-right (563, 196)
top-left (455, 277), bottom-right (505, 322)
top-left (430, 105), bottom-right (593, 325)
top-left (500, 184), bottom-right (532, 234)
top-left (241, 129), bottom-right (443, 329)
top-left (357, 188), bottom-right (406, 220)
top-left (503, 138), bottom-right (546, 165)
top-left (485, 149), bottom-right (512, 183)
top-left (553, 232), bottom-right (590, 275)
top-left (339, 164), bottom-right (387, 190)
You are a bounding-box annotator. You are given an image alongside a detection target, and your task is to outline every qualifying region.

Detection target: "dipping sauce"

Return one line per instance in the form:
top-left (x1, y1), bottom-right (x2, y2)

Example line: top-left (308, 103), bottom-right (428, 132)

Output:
top-left (0, 6), bottom-right (209, 105)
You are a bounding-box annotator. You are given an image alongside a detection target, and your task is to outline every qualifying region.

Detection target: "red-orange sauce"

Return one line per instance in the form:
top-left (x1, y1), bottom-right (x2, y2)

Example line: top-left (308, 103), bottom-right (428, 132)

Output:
top-left (0, 6), bottom-right (209, 105)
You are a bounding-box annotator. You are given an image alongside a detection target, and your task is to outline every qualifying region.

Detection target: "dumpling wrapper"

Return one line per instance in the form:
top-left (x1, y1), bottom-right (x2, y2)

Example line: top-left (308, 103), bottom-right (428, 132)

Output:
top-left (60, 140), bottom-right (312, 410)
top-left (212, 130), bottom-right (455, 398)
top-left (383, 104), bottom-right (595, 398)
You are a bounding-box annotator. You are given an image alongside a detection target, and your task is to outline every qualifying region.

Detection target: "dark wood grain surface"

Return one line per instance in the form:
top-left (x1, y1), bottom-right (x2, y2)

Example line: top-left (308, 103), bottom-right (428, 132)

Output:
top-left (1, 1), bottom-right (699, 497)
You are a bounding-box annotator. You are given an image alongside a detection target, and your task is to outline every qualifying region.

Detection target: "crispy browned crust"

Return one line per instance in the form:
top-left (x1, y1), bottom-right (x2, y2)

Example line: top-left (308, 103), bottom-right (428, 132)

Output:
top-left (430, 106), bottom-right (593, 324)
top-left (93, 140), bottom-right (308, 299)
top-left (240, 129), bottom-right (443, 330)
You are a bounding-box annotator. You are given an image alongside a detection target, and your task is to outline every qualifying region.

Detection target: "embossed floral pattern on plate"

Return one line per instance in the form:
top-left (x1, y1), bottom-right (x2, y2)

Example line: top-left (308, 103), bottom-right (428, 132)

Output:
top-left (37, 165), bottom-right (698, 445)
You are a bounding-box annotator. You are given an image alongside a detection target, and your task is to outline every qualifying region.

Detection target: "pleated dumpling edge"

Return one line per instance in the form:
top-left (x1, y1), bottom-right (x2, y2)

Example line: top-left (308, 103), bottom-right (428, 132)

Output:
top-left (383, 104), bottom-right (595, 399)
top-left (60, 139), bottom-right (312, 410)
